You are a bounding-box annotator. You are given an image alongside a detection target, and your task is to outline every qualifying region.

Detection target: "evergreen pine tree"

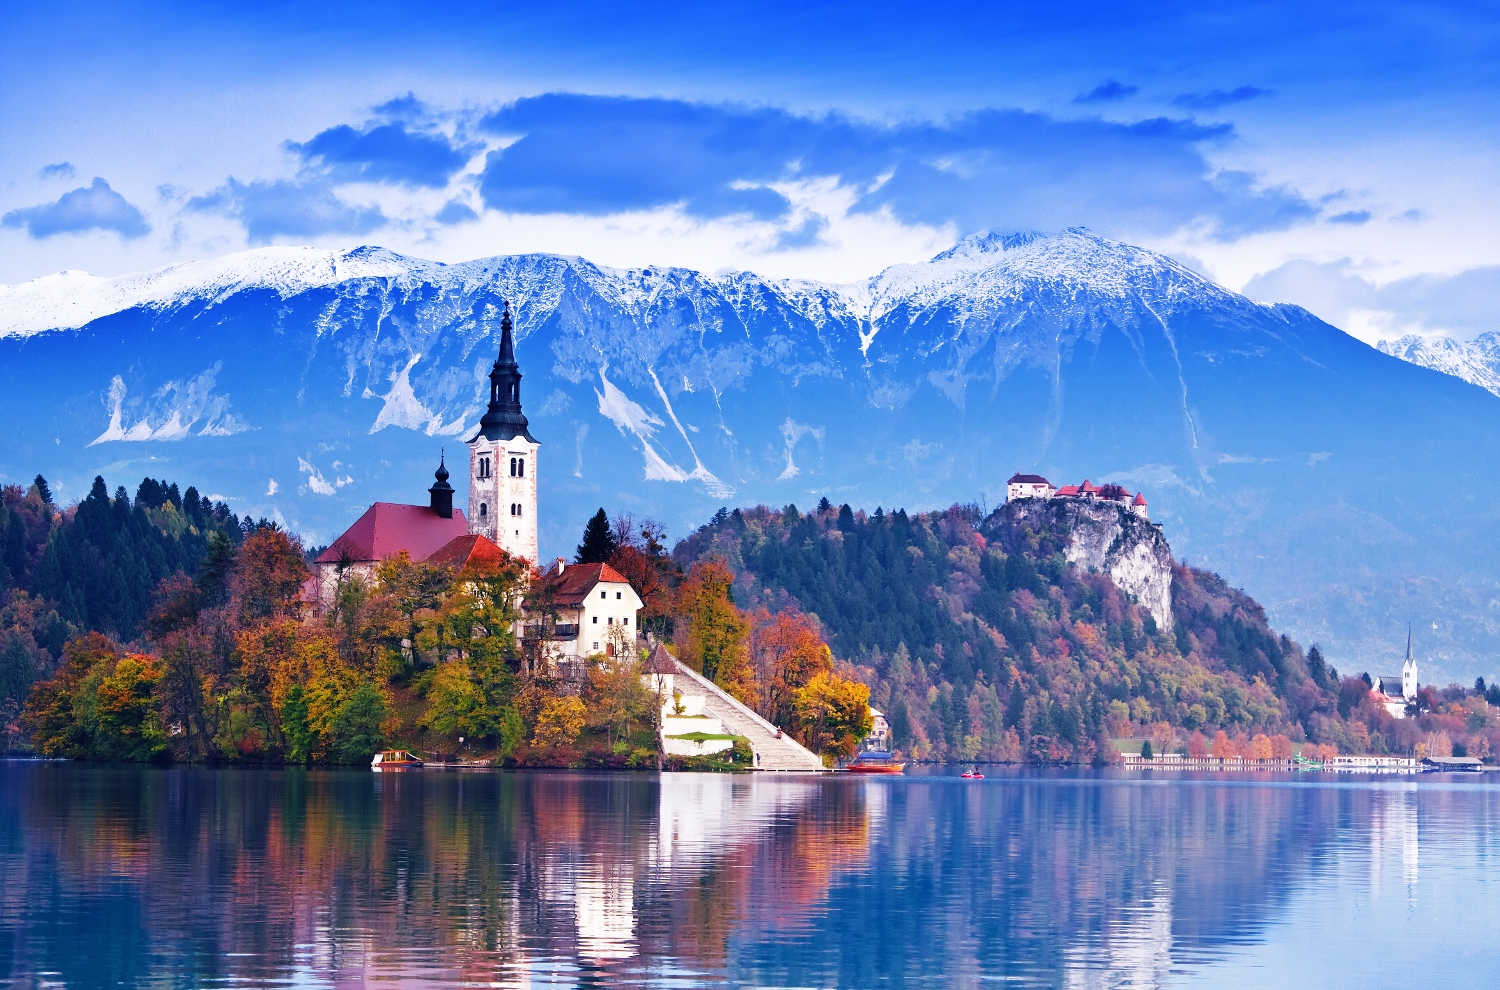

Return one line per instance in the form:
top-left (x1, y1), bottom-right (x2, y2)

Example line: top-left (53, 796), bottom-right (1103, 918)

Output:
top-left (817, 496), bottom-right (832, 514)
top-left (196, 531), bottom-right (238, 605)
top-left (32, 475), bottom-right (52, 506)
top-left (575, 508), bottom-right (618, 564)
top-left (1141, 739), bottom-right (1154, 760)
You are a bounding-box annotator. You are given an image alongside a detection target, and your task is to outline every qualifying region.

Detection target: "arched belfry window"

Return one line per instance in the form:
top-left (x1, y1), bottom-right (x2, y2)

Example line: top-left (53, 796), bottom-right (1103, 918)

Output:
top-left (517, 458), bottom-right (525, 478)
top-left (509, 457), bottom-right (517, 477)
top-left (479, 503), bottom-right (487, 518)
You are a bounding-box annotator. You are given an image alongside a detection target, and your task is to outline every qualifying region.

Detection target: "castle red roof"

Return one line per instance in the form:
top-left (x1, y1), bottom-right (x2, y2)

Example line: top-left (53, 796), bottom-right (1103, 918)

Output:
top-left (315, 503), bottom-right (470, 565)
top-left (1008, 473), bottom-right (1051, 485)
top-left (1133, 493), bottom-right (1147, 506)
top-left (427, 534), bottom-right (508, 573)
top-left (1080, 479), bottom-right (1097, 493)
top-left (533, 561), bottom-right (633, 608)
top-left (1055, 485), bottom-right (1080, 496)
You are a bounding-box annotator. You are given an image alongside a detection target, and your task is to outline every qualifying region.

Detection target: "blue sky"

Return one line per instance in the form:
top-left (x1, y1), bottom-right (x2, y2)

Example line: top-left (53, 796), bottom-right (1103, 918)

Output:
top-left (2, 0), bottom-right (1497, 342)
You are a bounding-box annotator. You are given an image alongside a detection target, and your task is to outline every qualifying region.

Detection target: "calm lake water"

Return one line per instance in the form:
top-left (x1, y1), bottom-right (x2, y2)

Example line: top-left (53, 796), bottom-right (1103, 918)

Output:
top-left (1, 762), bottom-right (1497, 989)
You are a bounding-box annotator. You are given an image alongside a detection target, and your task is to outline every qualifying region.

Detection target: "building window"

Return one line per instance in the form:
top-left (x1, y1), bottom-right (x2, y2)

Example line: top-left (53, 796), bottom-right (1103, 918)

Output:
top-left (592, 616), bottom-right (598, 624)
top-left (616, 592), bottom-right (622, 599)
top-left (623, 617), bottom-right (629, 626)
top-left (509, 457), bottom-right (517, 477)
top-left (607, 617), bottom-right (613, 625)
top-left (479, 503), bottom-right (487, 518)
top-left (599, 591), bottom-right (606, 599)
top-left (517, 458), bottom-right (525, 478)
top-left (478, 456), bottom-right (490, 479)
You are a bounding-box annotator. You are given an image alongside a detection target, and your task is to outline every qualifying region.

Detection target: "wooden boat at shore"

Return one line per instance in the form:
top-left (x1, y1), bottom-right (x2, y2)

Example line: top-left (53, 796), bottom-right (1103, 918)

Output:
top-left (371, 750), bottom-right (423, 770)
top-left (845, 751), bottom-right (906, 774)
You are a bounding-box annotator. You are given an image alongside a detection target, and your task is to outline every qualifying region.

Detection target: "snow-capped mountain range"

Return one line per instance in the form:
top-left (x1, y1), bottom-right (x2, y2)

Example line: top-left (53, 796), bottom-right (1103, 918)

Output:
top-left (1377, 333), bottom-right (1500, 397)
top-left (2, 228), bottom-right (1498, 679)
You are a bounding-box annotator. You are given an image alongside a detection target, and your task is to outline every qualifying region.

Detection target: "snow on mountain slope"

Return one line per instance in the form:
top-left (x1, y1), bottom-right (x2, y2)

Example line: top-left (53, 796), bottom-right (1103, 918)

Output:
top-left (0, 227), bottom-right (1236, 340)
top-left (0, 246), bottom-right (442, 337)
top-left (1376, 333), bottom-right (1500, 397)
top-left (4, 227), bottom-right (1500, 680)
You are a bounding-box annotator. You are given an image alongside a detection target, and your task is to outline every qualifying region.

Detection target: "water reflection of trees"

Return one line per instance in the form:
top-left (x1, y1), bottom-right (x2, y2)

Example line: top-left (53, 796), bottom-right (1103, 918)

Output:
top-left (0, 765), bottom-right (1436, 987)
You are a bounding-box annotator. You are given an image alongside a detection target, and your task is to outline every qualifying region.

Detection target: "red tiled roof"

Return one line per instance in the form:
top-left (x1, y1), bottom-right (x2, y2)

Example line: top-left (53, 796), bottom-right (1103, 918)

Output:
top-left (1133, 493), bottom-right (1147, 505)
top-left (532, 561), bottom-right (632, 607)
top-left (315, 502), bottom-right (470, 565)
top-left (1008, 473), bottom-right (1051, 485)
top-left (1055, 485), bottom-right (1080, 496)
top-left (427, 534), bottom-right (508, 573)
top-left (1080, 479), bottom-right (1097, 492)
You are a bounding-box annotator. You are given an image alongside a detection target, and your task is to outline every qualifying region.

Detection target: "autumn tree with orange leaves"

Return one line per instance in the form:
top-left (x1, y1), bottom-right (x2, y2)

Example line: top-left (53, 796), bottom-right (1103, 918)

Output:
top-left (748, 608), bottom-right (832, 729)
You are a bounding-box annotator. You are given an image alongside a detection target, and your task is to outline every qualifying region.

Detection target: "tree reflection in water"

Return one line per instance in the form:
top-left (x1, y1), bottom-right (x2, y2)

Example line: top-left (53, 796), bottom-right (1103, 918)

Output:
top-left (0, 765), bottom-right (1496, 988)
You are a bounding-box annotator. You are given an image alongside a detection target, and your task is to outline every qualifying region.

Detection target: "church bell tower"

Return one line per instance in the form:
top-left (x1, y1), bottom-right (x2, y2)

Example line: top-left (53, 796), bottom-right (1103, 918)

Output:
top-left (466, 300), bottom-right (540, 563)
top-left (1402, 625), bottom-right (1419, 703)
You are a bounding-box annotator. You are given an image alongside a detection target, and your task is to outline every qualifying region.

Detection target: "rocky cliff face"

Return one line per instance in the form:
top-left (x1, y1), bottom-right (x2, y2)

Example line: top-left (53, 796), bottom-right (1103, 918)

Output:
top-left (985, 498), bottom-right (1175, 630)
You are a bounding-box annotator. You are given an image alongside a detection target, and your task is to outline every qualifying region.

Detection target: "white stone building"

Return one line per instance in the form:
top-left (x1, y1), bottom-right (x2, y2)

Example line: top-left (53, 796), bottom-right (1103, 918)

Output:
top-left (466, 300), bottom-right (540, 565)
top-left (1007, 473), bottom-right (1056, 500)
top-left (526, 558), bottom-right (644, 661)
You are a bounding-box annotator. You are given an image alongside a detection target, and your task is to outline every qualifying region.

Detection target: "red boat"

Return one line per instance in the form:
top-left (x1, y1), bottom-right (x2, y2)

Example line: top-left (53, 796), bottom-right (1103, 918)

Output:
top-left (961, 768), bottom-right (984, 779)
top-left (846, 751), bottom-right (906, 774)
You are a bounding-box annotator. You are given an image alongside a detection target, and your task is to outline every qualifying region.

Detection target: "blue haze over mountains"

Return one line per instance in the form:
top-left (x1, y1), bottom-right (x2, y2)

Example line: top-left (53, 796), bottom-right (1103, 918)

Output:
top-left (1, 229), bottom-right (1495, 681)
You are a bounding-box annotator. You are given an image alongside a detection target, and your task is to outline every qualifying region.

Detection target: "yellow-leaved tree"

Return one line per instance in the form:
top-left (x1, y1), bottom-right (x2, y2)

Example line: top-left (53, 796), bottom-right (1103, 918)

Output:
top-left (675, 559), bottom-right (754, 703)
top-left (793, 671), bottom-right (874, 761)
top-left (534, 695), bottom-right (586, 749)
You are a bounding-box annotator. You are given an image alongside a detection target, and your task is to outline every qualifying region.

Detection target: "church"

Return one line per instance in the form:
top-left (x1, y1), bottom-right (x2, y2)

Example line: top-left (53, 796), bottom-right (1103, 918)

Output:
top-left (1372, 628), bottom-right (1420, 719)
top-left (312, 301), bottom-right (641, 659)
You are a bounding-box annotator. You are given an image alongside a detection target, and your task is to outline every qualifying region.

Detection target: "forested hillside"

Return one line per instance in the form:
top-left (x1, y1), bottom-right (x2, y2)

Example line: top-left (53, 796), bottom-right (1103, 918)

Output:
top-left (0, 475), bottom-right (248, 745)
top-left (674, 500), bottom-right (1500, 763)
top-left (13, 472), bottom-right (1500, 765)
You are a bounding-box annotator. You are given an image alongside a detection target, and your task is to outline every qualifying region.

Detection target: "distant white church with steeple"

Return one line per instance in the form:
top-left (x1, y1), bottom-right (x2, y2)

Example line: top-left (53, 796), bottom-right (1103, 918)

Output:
top-left (1374, 628), bottom-right (1420, 719)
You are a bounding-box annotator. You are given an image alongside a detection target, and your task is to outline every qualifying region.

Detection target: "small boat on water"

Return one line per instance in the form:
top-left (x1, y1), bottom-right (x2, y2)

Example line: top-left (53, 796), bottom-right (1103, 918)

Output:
top-left (845, 751), bottom-right (906, 774)
top-left (372, 750), bottom-right (424, 770)
top-left (961, 767), bottom-right (984, 779)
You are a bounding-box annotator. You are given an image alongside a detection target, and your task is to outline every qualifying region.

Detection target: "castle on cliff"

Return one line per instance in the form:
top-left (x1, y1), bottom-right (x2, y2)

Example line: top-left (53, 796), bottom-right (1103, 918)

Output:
top-left (1007, 473), bottom-right (1149, 519)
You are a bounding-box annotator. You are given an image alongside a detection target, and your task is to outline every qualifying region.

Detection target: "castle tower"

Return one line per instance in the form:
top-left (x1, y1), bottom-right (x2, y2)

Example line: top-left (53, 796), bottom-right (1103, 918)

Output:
top-left (466, 300), bottom-right (539, 563)
top-left (1401, 625), bottom-right (1418, 702)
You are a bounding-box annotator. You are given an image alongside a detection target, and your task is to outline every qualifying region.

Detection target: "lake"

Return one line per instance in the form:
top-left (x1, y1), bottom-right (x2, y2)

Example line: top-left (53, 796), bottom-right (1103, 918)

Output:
top-left (1, 762), bottom-right (1496, 988)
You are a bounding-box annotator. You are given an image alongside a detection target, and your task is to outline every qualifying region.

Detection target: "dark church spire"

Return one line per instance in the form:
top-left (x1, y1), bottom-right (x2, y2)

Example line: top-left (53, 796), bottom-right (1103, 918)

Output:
top-left (429, 449), bottom-right (454, 518)
top-left (475, 299), bottom-right (537, 443)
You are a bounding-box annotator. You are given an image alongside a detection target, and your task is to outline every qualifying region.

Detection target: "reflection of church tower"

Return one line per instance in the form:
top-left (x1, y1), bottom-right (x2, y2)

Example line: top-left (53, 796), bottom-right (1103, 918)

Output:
top-left (1402, 626), bottom-right (1418, 702)
top-left (466, 300), bottom-right (540, 562)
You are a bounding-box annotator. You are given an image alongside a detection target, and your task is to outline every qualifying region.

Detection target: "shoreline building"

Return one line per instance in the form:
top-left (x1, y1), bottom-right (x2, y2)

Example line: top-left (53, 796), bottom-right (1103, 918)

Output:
top-left (1373, 628), bottom-right (1420, 719)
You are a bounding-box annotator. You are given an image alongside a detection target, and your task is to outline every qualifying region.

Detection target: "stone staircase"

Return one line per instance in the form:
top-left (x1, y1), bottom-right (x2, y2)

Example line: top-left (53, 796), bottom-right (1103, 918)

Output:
top-left (668, 657), bottom-right (825, 772)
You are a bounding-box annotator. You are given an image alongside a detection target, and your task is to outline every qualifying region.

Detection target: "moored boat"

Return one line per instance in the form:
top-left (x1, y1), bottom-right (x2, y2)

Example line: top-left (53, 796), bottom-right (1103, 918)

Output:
top-left (846, 751), bottom-right (906, 774)
top-left (371, 750), bottom-right (424, 770)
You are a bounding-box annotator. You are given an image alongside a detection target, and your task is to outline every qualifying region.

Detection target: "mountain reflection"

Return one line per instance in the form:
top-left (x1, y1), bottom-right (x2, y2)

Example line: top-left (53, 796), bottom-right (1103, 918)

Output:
top-left (0, 765), bottom-right (1452, 988)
